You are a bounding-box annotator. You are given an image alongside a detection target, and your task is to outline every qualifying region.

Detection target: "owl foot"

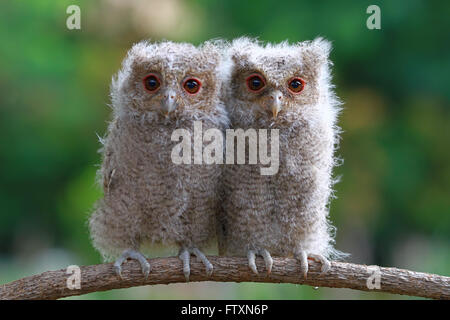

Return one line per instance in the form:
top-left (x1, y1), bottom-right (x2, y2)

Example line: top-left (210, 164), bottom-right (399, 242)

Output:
top-left (295, 250), bottom-right (330, 279)
top-left (247, 249), bottom-right (273, 275)
top-left (114, 249), bottom-right (151, 279)
top-left (179, 247), bottom-right (213, 282)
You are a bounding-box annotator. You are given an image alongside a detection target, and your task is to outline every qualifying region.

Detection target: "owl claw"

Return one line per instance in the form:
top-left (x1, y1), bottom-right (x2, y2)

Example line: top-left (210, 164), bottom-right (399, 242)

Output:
top-left (296, 250), bottom-right (309, 279)
top-left (114, 264), bottom-right (122, 278)
top-left (114, 249), bottom-right (150, 279)
top-left (247, 249), bottom-right (273, 275)
top-left (247, 250), bottom-right (258, 274)
top-left (308, 253), bottom-right (331, 274)
top-left (179, 247), bottom-right (213, 282)
top-left (192, 247), bottom-right (214, 277)
top-left (179, 248), bottom-right (191, 282)
top-left (295, 251), bottom-right (330, 279)
top-left (260, 249), bottom-right (273, 274)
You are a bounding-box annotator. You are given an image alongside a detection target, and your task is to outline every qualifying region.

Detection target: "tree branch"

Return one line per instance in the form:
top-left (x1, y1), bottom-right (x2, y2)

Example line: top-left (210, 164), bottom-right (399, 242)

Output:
top-left (0, 256), bottom-right (448, 300)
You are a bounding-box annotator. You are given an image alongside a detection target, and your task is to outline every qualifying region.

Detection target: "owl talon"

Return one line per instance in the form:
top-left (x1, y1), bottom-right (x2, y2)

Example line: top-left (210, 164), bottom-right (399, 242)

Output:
top-left (295, 250), bottom-right (309, 279)
top-left (295, 251), bottom-right (330, 278)
top-left (247, 250), bottom-right (258, 274)
top-left (179, 248), bottom-right (191, 282)
top-left (247, 249), bottom-right (273, 275)
top-left (192, 247), bottom-right (214, 277)
top-left (308, 253), bottom-right (331, 274)
top-left (259, 249), bottom-right (273, 274)
top-left (114, 249), bottom-right (150, 279)
top-left (114, 264), bottom-right (123, 279)
top-left (179, 247), bottom-right (213, 281)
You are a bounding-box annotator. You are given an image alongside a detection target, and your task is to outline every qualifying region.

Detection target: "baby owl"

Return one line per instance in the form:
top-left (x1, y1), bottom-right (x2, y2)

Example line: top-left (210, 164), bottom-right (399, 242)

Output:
top-left (219, 38), bottom-right (344, 277)
top-left (89, 40), bottom-right (228, 280)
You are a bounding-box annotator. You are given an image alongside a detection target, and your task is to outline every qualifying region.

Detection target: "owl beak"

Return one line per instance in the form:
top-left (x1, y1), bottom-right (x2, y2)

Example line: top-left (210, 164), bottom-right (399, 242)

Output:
top-left (270, 91), bottom-right (283, 118)
top-left (163, 91), bottom-right (177, 115)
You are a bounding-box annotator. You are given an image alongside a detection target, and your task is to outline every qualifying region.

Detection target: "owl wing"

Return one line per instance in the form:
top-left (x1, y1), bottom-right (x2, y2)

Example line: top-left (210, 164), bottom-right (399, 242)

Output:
top-left (99, 119), bottom-right (120, 195)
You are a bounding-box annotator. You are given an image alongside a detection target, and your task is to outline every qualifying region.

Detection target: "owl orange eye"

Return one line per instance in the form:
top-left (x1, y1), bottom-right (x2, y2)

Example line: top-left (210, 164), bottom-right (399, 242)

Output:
top-left (143, 74), bottom-right (161, 93)
top-left (246, 74), bottom-right (266, 92)
top-left (288, 77), bottom-right (306, 94)
top-left (183, 78), bottom-right (201, 94)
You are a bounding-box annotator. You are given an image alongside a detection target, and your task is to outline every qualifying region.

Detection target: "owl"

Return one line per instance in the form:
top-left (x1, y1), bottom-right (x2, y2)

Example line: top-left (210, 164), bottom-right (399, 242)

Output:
top-left (219, 38), bottom-right (345, 277)
top-left (89, 40), bottom-right (228, 281)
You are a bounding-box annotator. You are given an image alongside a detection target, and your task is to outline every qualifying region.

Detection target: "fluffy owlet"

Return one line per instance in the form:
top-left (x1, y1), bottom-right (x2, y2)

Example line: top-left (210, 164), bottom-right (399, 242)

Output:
top-left (219, 38), bottom-right (344, 276)
top-left (89, 41), bottom-right (228, 280)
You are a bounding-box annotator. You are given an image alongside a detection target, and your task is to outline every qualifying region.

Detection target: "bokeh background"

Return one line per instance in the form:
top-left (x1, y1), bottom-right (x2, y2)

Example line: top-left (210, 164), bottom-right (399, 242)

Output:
top-left (0, 0), bottom-right (449, 299)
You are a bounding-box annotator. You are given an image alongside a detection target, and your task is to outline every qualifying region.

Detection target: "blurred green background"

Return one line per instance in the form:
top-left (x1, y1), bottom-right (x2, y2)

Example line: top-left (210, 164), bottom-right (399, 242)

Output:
top-left (0, 0), bottom-right (449, 299)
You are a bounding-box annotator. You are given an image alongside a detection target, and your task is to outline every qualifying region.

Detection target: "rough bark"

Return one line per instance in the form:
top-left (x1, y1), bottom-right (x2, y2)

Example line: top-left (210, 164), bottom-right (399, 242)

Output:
top-left (1, 256), bottom-right (448, 300)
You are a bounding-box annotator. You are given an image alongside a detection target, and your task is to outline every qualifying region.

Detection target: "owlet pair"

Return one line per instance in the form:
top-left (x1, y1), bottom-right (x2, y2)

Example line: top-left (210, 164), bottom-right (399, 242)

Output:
top-left (89, 38), bottom-right (345, 281)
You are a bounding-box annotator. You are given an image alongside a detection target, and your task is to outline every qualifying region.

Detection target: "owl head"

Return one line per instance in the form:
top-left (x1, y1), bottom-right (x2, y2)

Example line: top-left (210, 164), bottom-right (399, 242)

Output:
top-left (111, 40), bottom-right (227, 120)
top-left (227, 37), bottom-right (337, 126)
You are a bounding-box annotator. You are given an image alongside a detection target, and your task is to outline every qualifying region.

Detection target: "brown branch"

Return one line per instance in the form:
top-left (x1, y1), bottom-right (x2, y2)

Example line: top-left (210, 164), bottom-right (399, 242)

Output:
top-left (0, 256), bottom-right (449, 300)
